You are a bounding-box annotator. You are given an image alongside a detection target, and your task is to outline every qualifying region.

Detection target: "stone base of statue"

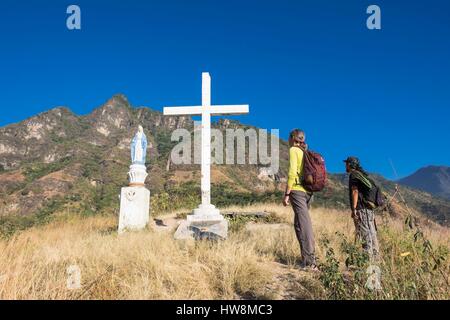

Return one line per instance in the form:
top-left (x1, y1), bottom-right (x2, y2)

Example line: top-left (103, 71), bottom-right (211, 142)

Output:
top-left (118, 164), bottom-right (150, 234)
top-left (174, 204), bottom-right (228, 240)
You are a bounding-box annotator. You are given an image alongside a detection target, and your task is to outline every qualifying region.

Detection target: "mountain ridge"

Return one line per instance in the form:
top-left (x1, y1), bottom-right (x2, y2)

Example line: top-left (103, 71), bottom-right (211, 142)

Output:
top-left (1, 95), bottom-right (449, 230)
top-left (398, 165), bottom-right (450, 200)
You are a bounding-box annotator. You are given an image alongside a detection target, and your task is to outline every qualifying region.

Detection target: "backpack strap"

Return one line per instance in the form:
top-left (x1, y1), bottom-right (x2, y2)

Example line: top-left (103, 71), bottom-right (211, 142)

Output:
top-left (352, 170), bottom-right (372, 190)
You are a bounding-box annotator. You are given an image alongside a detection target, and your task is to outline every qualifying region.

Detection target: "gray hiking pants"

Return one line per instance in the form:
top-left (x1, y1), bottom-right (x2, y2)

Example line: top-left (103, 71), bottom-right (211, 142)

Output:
top-left (354, 208), bottom-right (380, 259)
top-left (290, 191), bottom-right (316, 266)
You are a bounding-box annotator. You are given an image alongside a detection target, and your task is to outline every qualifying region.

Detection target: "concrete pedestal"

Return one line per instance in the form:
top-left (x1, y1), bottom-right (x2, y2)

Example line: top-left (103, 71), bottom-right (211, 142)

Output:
top-left (189, 204), bottom-right (223, 222)
top-left (118, 186), bottom-right (150, 234)
top-left (174, 204), bottom-right (228, 240)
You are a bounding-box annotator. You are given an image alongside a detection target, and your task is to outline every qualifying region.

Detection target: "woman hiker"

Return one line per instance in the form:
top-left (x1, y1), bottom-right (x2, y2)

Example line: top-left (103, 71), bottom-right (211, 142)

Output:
top-left (283, 129), bottom-right (317, 271)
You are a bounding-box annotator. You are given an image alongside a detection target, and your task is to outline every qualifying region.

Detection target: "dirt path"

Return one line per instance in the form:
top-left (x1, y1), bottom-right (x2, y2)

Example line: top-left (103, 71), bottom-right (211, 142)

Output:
top-left (263, 261), bottom-right (323, 299)
top-left (150, 214), bottom-right (181, 232)
top-left (150, 215), bottom-right (323, 300)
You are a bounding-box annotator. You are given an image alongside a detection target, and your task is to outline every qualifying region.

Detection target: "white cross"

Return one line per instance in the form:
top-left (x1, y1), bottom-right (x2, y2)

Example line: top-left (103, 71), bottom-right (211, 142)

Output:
top-left (164, 72), bottom-right (249, 220)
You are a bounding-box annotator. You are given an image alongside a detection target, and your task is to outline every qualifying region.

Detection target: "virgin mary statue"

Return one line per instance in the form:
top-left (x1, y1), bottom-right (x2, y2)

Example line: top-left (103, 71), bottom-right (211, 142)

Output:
top-left (131, 125), bottom-right (148, 165)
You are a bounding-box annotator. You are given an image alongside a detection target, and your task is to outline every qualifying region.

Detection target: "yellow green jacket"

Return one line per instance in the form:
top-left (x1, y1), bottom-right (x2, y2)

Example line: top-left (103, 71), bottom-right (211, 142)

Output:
top-left (287, 146), bottom-right (307, 193)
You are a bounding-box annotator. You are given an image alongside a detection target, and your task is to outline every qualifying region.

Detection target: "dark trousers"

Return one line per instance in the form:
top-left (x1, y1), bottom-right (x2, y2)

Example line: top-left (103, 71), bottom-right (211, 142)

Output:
top-left (290, 191), bottom-right (316, 266)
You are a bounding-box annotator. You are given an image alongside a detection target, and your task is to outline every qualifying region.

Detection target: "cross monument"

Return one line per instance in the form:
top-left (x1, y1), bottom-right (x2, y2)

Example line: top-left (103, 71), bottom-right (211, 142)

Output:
top-left (164, 72), bottom-right (249, 237)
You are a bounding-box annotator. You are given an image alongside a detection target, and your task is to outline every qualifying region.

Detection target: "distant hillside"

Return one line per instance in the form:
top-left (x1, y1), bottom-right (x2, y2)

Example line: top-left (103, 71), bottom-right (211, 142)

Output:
top-left (398, 166), bottom-right (450, 200)
top-left (1, 95), bottom-right (449, 231)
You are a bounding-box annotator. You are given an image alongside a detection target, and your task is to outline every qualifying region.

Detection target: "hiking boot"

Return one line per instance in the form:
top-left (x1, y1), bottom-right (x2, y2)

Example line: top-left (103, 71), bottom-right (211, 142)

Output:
top-left (295, 262), bottom-right (320, 272)
top-left (307, 265), bottom-right (320, 273)
top-left (301, 264), bottom-right (320, 273)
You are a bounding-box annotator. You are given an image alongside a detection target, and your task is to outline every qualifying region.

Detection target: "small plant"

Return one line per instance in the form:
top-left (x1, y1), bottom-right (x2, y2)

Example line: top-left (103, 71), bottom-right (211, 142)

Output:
top-left (227, 215), bottom-right (258, 233)
top-left (317, 235), bottom-right (348, 299)
top-left (337, 233), bottom-right (378, 299)
top-left (227, 212), bottom-right (284, 233)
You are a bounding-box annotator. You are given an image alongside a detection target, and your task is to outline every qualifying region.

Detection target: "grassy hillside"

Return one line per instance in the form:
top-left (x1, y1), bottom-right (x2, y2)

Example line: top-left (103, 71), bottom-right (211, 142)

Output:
top-left (0, 204), bottom-right (448, 300)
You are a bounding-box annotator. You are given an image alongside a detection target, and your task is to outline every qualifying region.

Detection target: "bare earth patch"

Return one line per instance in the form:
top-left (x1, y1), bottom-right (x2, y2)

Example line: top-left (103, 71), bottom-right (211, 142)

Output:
top-left (0, 170), bottom-right (25, 183)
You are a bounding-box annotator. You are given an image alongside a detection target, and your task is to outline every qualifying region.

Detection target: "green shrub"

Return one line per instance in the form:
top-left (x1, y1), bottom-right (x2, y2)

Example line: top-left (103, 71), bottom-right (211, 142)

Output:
top-left (23, 157), bottom-right (72, 182)
top-left (318, 235), bottom-right (349, 299)
top-left (0, 198), bottom-right (66, 238)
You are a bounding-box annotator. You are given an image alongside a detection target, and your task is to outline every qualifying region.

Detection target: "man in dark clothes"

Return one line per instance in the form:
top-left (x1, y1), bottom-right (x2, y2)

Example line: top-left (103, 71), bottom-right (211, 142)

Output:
top-left (344, 156), bottom-right (380, 260)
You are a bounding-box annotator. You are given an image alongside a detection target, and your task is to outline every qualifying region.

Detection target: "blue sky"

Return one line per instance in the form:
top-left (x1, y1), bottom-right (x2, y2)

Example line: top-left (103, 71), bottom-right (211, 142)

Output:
top-left (0, 0), bottom-right (449, 179)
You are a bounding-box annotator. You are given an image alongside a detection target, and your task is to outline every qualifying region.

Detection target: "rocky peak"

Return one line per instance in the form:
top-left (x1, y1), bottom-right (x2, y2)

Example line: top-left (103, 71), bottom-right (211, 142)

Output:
top-left (41, 106), bottom-right (75, 118)
top-left (111, 94), bottom-right (130, 107)
top-left (399, 165), bottom-right (450, 200)
top-left (215, 119), bottom-right (243, 130)
top-left (86, 95), bottom-right (135, 138)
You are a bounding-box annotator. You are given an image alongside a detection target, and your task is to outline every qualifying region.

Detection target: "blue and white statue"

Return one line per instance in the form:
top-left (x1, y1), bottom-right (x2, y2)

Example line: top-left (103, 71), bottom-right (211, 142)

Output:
top-left (131, 125), bottom-right (148, 165)
top-left (119, 124), bottom-right (150, 234)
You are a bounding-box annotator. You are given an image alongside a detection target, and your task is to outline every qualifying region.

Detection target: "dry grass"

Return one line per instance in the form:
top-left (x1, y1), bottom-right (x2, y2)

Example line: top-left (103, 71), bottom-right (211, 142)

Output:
top-left (0, 204), bottom-right (448, 300)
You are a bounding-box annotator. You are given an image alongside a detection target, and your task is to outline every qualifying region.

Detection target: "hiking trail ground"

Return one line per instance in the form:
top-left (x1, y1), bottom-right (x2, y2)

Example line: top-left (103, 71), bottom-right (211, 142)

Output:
top-left (0, 204), bottom-right (448, 299)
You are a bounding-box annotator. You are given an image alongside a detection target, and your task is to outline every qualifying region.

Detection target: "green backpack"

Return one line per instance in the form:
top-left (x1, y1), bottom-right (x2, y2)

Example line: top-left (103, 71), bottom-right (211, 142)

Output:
top-left (352, 171), bottom-right (386, 210)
